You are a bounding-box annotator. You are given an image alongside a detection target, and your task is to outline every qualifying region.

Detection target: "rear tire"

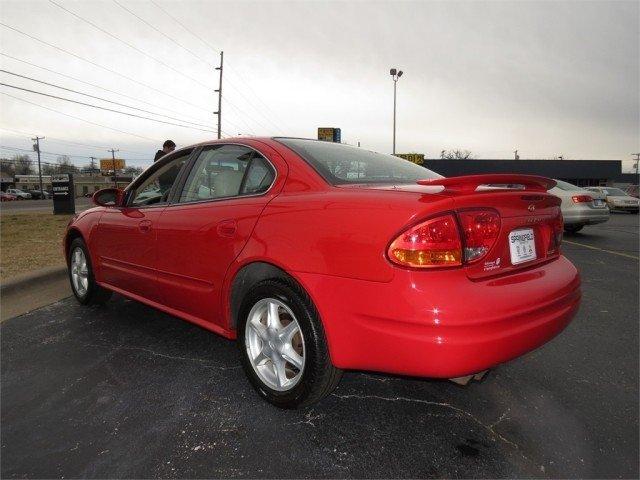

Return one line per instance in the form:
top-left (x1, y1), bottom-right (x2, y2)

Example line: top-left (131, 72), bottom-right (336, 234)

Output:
top-left (237, 278), bottom-right (342, 408)
top-left (68, 237), bottom-right (112, 305)
top-left (564, 224), bottom-right (584, 234)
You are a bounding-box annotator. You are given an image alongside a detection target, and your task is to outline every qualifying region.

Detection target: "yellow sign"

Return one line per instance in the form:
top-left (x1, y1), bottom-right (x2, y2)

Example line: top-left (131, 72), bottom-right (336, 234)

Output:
top-left (395, 153), bottom-right (425, 165)
top-left (317, 128), bottom-right (334, 142)
top-left (100, 158), bottom-right (126, 171)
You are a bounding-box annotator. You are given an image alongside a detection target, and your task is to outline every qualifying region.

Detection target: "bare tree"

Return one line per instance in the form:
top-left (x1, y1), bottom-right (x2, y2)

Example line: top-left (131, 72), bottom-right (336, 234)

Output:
top-left (13, 155), bottom-right (33, 175)
top-left (440, 149), bottom-right (474, 160)
top-left (56, 155), bottom-right (79, 174)
top-left (124, 166), bottom-right (144, 176)
top-left (0, 158), bottom-right (16, 177)
top-left (42, 163), bottom-right (59, 175)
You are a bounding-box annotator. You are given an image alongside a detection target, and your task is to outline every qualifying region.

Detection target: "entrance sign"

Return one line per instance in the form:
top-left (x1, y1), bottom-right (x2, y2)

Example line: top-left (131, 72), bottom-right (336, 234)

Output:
top-left (52, 173), bottom-right (76, 214)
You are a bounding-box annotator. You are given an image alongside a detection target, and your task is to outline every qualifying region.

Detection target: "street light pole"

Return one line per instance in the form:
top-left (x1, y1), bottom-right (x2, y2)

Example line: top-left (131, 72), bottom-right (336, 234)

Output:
top-left (390, 68), bottom-right (403, 155)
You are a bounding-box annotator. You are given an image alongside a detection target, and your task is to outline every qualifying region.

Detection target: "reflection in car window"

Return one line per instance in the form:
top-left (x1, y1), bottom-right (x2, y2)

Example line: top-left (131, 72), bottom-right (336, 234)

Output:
top-left (179, 145), bottom-right (274, 202)
top-left (130, 152), bottom-right (190, 207)
top-left (241, 157), bottom-right (275, 195)
top-left (275, 137), bottom-right (442, 185)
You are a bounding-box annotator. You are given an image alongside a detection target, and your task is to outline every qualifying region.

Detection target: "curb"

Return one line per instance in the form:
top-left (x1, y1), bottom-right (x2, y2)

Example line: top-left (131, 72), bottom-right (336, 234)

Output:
top-left (1, 265), bottom-right (71, 321)
top-left (1, 265), bottom-right (68, 295)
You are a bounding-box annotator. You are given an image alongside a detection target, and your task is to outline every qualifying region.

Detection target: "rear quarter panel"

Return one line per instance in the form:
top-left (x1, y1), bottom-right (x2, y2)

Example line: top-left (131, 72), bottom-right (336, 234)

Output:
top-left (237, 189), bottom-right (454, 283)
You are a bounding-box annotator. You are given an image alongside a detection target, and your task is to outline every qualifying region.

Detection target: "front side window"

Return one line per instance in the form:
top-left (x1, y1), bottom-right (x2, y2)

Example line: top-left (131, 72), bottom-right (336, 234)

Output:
top-left (275, 138), bottom-right (442, 185)
top-left (130, 151), bottom-right (191, 207)
top-left (179, 145), bottom-right (274, 202)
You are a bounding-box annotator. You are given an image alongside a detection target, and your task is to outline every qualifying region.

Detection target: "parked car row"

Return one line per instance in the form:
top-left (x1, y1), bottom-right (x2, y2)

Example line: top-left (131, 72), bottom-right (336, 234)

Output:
top-left (584, 186), bottom-right (640, 213)
top-left (0, 188), bottom-right (52, 200)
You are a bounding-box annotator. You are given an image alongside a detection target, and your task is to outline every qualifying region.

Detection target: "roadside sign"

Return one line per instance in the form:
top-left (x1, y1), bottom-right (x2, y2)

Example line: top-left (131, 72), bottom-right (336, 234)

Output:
top-left (100, 158), bottom-right (125, 172)
top-left (52, 173), bottom-right (76, 214)
top-left (395, 153), bottom-right (425, 165)
top-left (317, 127), bottom-right (342, 143)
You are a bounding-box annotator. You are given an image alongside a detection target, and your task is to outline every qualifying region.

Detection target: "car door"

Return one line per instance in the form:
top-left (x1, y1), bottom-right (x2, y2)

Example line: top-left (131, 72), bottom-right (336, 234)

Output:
top-left (93, 149), bottom-right (193, 302)
top-left (155, 143), bottom-right (282, 328)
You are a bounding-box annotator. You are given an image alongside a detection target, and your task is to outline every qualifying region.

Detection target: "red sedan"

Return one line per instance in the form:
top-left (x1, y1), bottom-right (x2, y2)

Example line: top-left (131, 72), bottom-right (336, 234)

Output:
top-left (64, 138), bottom-right (580, 408)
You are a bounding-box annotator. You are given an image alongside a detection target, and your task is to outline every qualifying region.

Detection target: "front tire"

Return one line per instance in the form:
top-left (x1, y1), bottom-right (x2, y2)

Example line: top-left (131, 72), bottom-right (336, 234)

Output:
top-left (68, 237), bottom-right (112, 305)
top-left (237, 278), bottom-right (342, 408)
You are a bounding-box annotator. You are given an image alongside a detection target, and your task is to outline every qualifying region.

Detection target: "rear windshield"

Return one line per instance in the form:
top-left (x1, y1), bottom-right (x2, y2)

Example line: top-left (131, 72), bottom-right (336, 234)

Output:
top-left (275, 138), bottom-right (442, 185)
top-left (605, 188), bottom-right (627, 196)
top-left (554, 180), bottom-right (584, 191)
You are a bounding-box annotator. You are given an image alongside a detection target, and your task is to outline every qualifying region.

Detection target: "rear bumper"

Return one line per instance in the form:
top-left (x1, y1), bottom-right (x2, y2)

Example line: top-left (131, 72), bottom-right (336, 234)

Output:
top-left (563, 209), bottom-right (609, 226)
top-left (296, 256), bottom-right (580, 378)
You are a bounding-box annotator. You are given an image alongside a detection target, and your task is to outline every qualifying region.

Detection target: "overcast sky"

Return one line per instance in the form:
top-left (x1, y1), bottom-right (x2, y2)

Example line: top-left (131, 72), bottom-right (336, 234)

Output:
top-left (0, 0), bottom-right (638, 170)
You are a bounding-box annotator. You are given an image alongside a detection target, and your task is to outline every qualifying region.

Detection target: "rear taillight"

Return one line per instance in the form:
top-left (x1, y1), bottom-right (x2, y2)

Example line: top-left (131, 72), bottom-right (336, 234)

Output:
top-left (548, 209), bottom-right (563, 254)
top-left (388, 214), bottom-right (462, 268)
top-left (572, 195), bottom-right (593, 203)
top-left (458, 209), bottom-right (501, 263)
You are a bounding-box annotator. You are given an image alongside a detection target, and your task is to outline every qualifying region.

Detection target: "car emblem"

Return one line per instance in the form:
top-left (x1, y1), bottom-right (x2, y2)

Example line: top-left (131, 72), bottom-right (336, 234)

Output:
top-left (528, 204), bottom-right (536, 212)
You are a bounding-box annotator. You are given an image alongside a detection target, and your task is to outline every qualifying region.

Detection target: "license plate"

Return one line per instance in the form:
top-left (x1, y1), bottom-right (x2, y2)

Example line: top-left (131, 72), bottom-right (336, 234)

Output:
top-left (509, 228), bottom-right (537, 265)
top-left (594, 199), bottom-right (604, 206)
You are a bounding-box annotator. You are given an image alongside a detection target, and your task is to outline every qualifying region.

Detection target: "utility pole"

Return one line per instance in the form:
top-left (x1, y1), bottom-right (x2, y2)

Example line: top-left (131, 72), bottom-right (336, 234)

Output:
top-left (633, 153), bottom-right (640, 176)
top-left (109, 148), bottom-right (119, 188)
top-left (31, 136), bottom-right (44, 196)
top-left (89, 156), bottom-right (97, 175)
top-left (214, 51), bottom-right (224, 139)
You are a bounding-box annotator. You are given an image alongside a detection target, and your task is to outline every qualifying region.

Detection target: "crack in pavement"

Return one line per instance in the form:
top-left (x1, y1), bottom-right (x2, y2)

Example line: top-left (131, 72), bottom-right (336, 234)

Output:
top-left (11, 332), bottom-right (239, 370)
top-left (332, 393), bottom-right (518, 449)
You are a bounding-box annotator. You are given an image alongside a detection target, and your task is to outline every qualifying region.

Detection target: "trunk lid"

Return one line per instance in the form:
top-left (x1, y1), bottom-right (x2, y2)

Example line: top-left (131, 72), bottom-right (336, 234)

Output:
top-left (418, 174), bottom-right (562, 279)
top-left (343, 174), bottom-right (563, 279)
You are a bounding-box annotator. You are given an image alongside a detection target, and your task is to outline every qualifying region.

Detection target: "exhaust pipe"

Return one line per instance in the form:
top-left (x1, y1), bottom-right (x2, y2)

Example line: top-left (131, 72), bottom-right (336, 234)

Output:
top-left (449, 370), bottom-right (489, 386)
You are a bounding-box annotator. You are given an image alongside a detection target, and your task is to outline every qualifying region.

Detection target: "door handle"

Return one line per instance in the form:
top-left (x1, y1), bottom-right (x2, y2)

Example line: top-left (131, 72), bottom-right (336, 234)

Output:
top-left (138, 220), bottom-right (152, 232)
top-left (217, 219), bottom-right (237, 238)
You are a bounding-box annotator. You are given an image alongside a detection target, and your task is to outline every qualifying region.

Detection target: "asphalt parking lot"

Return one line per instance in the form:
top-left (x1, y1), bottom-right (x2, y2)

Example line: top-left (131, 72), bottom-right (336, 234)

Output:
top-left (1, 214), bottom-right (638, 478)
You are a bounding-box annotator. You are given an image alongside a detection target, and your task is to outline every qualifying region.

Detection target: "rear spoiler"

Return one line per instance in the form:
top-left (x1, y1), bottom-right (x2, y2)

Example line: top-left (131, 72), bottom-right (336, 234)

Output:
top-left (417, 174), bottom-right (556, 192)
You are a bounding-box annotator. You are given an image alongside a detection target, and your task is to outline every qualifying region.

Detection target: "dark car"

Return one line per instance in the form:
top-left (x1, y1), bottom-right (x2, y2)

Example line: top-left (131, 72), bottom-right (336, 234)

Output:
top-left (28, 189), bottom-right (51, 199)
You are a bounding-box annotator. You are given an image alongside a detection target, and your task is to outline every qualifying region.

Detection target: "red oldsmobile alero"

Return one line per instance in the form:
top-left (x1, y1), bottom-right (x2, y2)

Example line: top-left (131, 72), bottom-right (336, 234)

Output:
top-left (64, 137), bottom-right (581, 407)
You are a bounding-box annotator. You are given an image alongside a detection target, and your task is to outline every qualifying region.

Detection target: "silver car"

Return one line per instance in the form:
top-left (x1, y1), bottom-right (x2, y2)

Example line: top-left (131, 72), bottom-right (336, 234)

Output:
top-left (584, 186), bottom-right (640, 214)
top-left (549, 180), bottom-right (610, 233)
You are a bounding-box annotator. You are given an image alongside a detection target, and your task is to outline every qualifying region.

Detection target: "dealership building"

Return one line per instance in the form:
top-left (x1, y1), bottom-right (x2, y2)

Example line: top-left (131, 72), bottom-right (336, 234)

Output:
top-left (421, 158), bottom-right (637, 188)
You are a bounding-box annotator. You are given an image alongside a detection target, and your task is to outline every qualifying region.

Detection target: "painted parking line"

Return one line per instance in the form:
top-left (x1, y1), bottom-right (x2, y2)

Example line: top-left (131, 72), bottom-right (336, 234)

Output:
top-left (563, 240), bottom-right (639, 260)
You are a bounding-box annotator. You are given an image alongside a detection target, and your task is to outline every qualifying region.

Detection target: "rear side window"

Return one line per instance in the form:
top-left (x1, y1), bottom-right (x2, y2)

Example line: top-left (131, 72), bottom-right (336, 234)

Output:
top-left (178, 145), bottom-right (275, 203)
top-left (275, 137), bottom-right (442, 185)
top-left (241, 157), bottom-right (275, 195)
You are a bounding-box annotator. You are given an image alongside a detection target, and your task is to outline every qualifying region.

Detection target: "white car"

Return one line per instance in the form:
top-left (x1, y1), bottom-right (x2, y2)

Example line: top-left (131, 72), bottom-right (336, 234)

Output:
top-left (6, 188), bottom-right (32, 200)
top-left (549, 180), bottom-right (609, 233)
top-left (585, 187), bottom-right (639, 214)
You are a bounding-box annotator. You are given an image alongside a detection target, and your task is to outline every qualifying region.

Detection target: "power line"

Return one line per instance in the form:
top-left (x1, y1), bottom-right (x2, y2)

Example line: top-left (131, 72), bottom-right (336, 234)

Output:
top-left (112, 0), bottom-right (210, 67)
top-left (147, 0), bottom-right (288, 135)
top-left (0, 53), bottom-right (216, 126)
top-left (116, 0), bottom-right (284, 134)
top-left (1, 91), bottom-right (162, 142)
top-left (0, 22), bottom-right (211, 114)
top-left (1, 82), bottom-right (218, 133)
top-left (0, 127), bottom-right (150, 156)
top-left (0, 145), bottom-right (144, 162)
top-left (150, 0), bottom-right (221, 53)
top-left (0, 69), bottom-right (217, 129)
top-left (48, 0), bottom-right (213, 93)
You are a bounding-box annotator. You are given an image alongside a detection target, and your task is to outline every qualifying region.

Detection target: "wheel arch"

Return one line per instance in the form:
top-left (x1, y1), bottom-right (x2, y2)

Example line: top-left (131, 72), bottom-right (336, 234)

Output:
top-left (229, 261), bottom-right (307, 330)
top-left (64, 228), bottom-right (84, 264)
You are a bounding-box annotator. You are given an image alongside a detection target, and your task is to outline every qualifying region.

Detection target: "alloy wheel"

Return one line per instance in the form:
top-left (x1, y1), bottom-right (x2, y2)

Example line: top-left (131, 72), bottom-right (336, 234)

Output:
top-left (244, 298), bottom-right (305, 391)
top-left (70, 247), bottom-right (89, 297)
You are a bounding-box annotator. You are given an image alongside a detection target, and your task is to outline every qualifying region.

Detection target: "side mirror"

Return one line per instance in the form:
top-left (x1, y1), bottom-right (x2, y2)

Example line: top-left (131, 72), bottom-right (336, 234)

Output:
top-left (93, 188), bottom-right (124, 207)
